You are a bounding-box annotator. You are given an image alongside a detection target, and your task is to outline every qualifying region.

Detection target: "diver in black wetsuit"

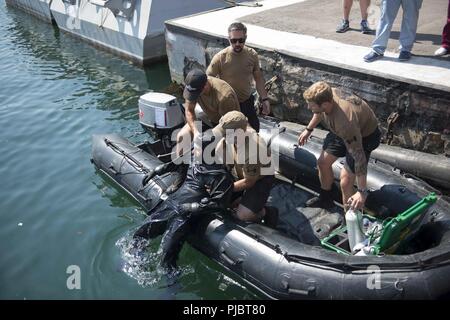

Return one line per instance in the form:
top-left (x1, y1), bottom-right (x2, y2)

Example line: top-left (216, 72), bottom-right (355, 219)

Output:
top-left (133, 129), bottom-right (234, 271)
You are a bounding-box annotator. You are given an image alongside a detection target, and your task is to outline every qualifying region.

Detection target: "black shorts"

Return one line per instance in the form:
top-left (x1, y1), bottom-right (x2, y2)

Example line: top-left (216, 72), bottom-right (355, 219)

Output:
top-left (322, 127), bottom-right (381, 174)
top-left (233, 175), bottom-right (274, 214)
top-left (240, 95), bottom-right (260, 132)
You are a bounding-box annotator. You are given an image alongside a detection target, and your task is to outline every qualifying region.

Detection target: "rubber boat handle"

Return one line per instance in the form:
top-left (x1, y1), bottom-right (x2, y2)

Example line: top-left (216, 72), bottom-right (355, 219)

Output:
top-left (287, 286), bottom-right (316, 297)
top-left (220, 251), bottom-right (243, 266)
top-left (109, 165), bottom-right (118, 175)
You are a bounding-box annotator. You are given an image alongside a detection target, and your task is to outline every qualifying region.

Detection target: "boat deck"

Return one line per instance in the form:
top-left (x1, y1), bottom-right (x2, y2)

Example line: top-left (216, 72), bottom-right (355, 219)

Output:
top-left (268, 181), bottom-right (344, 245)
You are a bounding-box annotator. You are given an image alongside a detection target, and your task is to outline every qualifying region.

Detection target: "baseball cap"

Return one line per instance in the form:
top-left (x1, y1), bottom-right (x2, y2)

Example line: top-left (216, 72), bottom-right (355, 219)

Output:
top-left (212, 111), bottom-right (248, 137)
top-left (183, 69), bottom-right (208, 101)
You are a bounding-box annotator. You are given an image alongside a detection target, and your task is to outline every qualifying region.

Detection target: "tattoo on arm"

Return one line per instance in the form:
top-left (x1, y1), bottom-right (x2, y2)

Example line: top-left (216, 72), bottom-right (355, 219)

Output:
top-left (347, 143), bottom-right (367, 176)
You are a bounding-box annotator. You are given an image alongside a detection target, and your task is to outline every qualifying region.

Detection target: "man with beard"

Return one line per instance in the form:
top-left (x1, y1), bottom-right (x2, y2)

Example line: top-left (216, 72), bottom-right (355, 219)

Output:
top-left (206, 22), bottom-right (270, 132)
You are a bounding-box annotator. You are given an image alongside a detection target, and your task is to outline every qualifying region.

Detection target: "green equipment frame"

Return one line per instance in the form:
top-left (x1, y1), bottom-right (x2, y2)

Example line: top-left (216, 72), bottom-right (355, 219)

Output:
top-left (321, 193), bottom-right (437, 255)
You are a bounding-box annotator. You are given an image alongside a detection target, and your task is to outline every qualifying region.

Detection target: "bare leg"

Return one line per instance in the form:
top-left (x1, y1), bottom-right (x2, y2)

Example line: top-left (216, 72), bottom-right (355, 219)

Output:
top-left (340, 166), bottom-right (356, 210)
top-left (343, 0), bottom-right (354, 20)
top-left (317, 151), bottom-right (338, 190)
top-left (359, 0), bottom-right (370, 20)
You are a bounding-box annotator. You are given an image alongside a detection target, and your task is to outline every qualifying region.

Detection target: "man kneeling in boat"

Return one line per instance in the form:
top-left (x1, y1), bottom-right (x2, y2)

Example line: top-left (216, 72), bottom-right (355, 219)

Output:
top-left (212, 111), bottom-right (278, 227)
top-left (297, 81), bottom-right (381, 211)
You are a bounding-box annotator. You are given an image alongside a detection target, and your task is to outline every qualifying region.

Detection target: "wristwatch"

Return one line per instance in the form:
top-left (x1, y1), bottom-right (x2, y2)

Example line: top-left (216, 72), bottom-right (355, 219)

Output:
top-left (305, 127), bottom-right (313, 132)
top-left (357, 188), bottom-right (369, 196)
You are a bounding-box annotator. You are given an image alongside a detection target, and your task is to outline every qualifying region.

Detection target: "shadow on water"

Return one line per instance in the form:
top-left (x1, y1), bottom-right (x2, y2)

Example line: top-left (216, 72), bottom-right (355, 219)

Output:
top-left (182, 252), bottom-right (262, 300)
top-left (92, 172), bottom-right (141, 209)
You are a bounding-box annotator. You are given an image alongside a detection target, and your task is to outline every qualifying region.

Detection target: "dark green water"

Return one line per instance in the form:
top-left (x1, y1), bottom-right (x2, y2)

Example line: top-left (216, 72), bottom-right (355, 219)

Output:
top-left (0, 2), bottom-right (257, 299)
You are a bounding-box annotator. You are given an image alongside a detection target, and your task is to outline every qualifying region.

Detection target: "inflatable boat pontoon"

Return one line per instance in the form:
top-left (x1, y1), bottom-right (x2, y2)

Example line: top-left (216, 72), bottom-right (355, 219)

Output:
top-left (91, 93), bottom-right (450, 299)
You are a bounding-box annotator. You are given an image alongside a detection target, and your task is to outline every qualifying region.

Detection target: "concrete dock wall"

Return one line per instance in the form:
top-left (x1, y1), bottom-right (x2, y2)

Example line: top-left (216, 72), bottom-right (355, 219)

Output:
top-left (165, 23), bottom-right (450, 155)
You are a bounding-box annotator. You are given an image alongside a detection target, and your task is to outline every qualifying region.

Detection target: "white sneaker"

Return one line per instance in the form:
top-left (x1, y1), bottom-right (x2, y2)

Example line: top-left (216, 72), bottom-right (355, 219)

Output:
top-left (434, 47), bottom-right (448, 56)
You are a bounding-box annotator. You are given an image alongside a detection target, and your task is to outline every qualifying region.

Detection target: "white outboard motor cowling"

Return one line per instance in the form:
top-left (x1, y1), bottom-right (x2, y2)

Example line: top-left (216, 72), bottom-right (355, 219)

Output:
top-left (138, 92), bottom-right (184, 135)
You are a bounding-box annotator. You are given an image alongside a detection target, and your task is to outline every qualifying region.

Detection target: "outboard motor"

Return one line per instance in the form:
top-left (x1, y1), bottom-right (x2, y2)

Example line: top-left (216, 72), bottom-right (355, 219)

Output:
top-left (138, 92), bottom-right (184, 137)
top-left (138, 92), bottom-right (214, 143)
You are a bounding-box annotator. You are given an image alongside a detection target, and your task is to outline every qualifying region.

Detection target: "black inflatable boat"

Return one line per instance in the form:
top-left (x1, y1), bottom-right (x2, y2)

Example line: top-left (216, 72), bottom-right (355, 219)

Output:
top-left (91, 113), bottom-right (450, 300)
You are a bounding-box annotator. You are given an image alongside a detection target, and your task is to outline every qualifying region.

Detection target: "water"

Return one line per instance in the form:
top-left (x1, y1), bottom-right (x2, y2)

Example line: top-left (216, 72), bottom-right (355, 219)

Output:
top-left (0, 2), bottom-right (257, 299)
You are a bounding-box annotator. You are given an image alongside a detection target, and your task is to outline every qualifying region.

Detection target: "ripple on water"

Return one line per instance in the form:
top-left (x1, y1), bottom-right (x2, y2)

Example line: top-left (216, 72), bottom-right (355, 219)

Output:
top-left (115, 232), bottom-right (194, 288)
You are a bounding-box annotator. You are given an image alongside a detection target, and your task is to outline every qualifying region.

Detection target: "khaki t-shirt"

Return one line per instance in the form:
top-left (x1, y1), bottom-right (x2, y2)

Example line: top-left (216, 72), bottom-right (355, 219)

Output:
top-left (206, 46), bottom-right (260, 103)
top-left (320, 88), bottom-right (379, 175)
top-left (232, 128), bottom-right (272, 181)
top-left (197, 77), bottom-right (240, 124)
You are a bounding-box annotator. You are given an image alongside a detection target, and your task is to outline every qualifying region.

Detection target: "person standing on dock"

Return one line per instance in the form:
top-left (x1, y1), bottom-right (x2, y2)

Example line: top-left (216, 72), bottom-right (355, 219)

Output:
top-left (206, 22), bottom-right (270, 132)
top-left (434, 0), bottom-right (450, 56)
top-left (364, 0), bottom-right (423, 62)
top-left (176, 69), bottom-right (240, 158)
top-left (297, 81), bottom-right (381, 211)
top-left (336, 0), bottom-right (373, 34)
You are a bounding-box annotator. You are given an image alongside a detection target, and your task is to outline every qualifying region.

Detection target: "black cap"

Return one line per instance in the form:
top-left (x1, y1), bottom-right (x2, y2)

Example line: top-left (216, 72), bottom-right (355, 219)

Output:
top-left (183, 69), bottom-right (207, 101)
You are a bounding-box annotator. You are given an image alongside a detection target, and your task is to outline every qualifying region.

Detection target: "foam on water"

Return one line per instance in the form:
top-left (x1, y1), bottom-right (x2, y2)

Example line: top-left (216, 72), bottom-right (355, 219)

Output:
top-left (115, 232), bottom-right (194, 288)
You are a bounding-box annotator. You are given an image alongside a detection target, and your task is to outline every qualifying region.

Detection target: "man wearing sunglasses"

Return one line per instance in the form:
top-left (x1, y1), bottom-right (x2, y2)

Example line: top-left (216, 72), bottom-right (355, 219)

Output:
top-left (207, 22), bottom-right (270, 132)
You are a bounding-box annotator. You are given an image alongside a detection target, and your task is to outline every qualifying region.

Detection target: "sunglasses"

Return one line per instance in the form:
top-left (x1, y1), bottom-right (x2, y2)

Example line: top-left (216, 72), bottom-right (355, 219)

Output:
top-left (229, 38), bottom-right (246, 44)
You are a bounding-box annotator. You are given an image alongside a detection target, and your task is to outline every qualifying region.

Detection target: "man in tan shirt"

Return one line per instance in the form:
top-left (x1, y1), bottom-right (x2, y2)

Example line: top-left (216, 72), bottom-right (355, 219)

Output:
top-left (206, 22), bottom-right (270, 132)
top-left (297, 81), bottom-right (381, 211)
top-left (211, 111), bottom-right (277, 227)
top-left (176, 69), bottom-right (240, 157)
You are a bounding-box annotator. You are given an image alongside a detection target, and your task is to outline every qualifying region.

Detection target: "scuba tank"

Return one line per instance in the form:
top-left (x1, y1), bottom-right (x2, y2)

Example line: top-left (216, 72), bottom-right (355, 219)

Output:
top-left (345, 209), bottom-right (366, 254)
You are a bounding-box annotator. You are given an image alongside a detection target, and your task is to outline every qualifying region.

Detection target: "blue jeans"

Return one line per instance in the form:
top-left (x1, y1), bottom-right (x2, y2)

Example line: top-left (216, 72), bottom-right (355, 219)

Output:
top-left (372, 0), bottom-right (423, 54)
